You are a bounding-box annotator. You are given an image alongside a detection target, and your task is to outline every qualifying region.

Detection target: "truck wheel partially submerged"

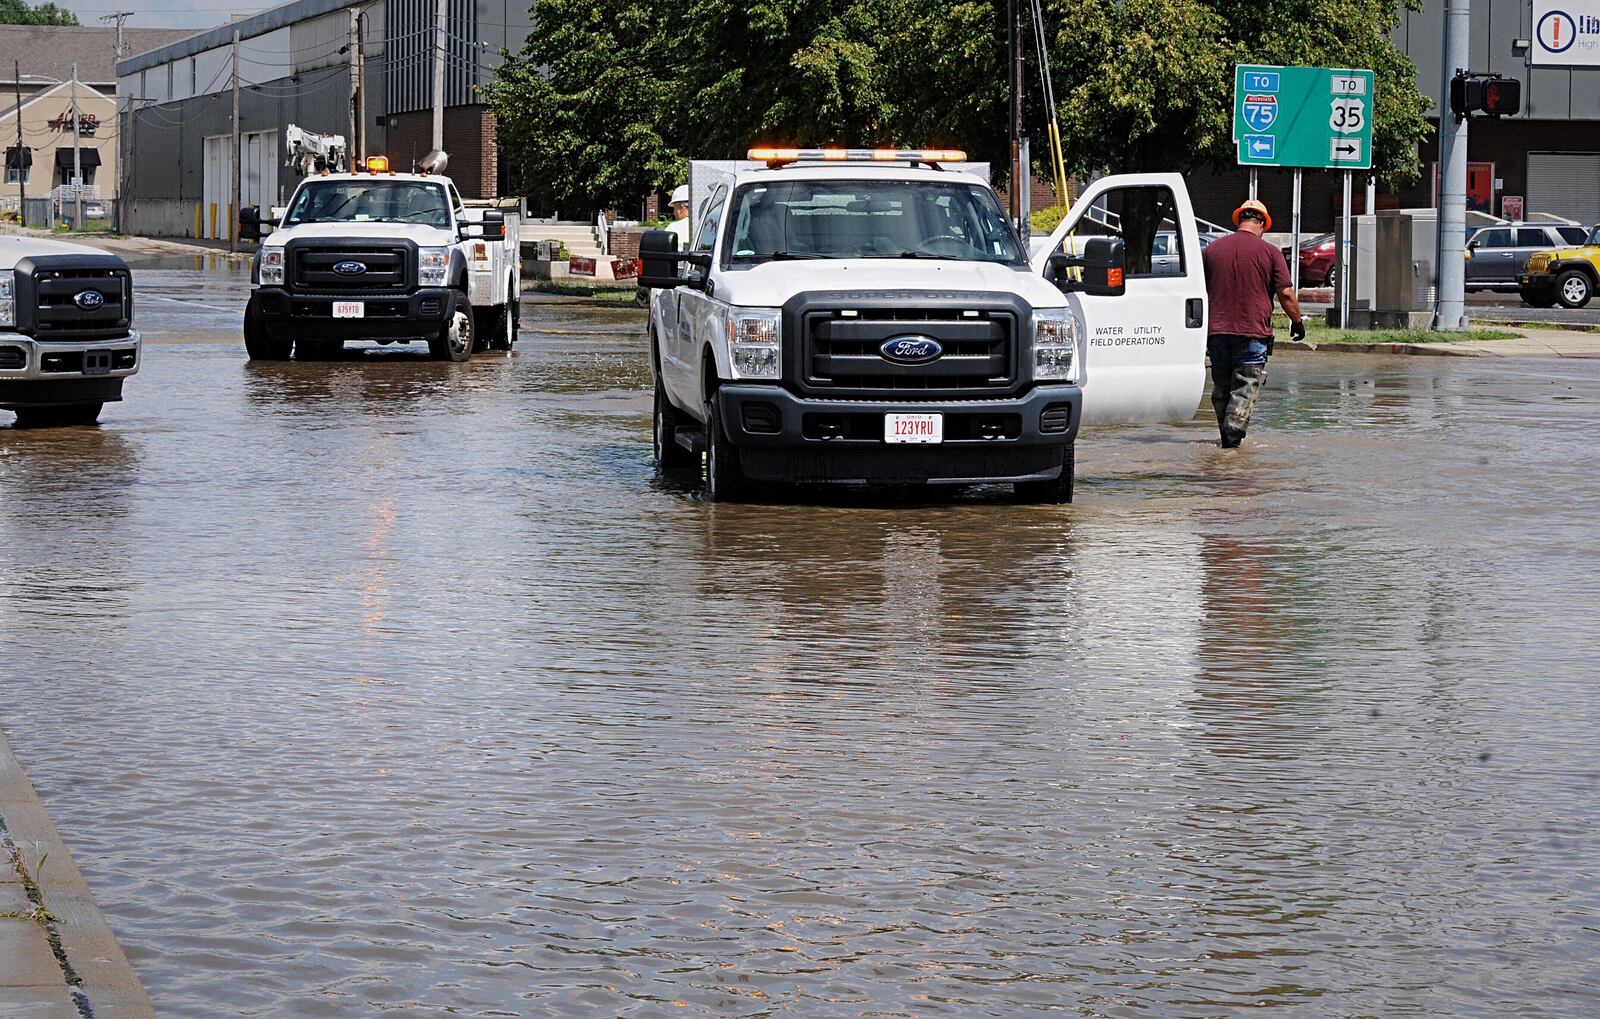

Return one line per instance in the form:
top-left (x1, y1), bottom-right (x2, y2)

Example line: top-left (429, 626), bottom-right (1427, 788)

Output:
top-left (639, 149), bottom-right (1208, 502)
top-left (240, 154), bottom-right (521, 363)
top-left (0, 236), bottom-right (140, 428)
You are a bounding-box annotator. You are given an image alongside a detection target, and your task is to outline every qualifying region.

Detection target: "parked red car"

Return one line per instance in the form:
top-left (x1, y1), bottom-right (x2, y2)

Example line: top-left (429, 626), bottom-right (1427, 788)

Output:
top-left (1280, 233), bottom-right (1337, 286)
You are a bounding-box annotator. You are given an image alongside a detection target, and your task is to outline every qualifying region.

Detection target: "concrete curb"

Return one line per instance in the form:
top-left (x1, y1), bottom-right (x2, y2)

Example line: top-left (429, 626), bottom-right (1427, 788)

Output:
top-left (0, 730), bottom-right (155, 1019)
top-left (1277, 339), bottom-right (1480, 357)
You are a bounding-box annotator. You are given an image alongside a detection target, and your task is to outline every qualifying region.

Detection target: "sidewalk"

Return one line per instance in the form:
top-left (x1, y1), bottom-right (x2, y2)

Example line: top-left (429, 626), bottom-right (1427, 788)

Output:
top-left (1283, 328), bottom-right (1600, 359)
top-left (1, 222), bottom-right (247, 261)
top-left (0, 731), bottom-right (154, 1019)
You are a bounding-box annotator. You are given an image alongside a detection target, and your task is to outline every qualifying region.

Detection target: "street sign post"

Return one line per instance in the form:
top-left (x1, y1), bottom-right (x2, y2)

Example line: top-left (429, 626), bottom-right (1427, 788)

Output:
top-left (1234, 65), bottom-right (1374, 170)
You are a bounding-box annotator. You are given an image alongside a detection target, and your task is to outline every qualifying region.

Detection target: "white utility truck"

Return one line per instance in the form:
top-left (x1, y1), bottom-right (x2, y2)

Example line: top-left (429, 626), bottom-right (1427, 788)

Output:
top-left (0, 235), bottom-right (140, 427)
top-left (240, 156), bottom-right (520, 362)
top-left (638, 149), bottom-right (1207, 501)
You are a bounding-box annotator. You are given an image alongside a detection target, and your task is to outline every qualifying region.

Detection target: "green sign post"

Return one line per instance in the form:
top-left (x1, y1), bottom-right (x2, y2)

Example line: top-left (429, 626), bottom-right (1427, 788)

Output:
top-left (1234, 65), bottom-right (1374, 170)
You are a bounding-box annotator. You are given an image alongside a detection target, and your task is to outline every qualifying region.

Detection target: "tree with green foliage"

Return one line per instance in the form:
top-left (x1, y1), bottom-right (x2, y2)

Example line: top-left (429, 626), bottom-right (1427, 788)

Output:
top-left (485, 0), bottom-right (1430, 218)
top-left (0, 0), bottom-right (79, 25)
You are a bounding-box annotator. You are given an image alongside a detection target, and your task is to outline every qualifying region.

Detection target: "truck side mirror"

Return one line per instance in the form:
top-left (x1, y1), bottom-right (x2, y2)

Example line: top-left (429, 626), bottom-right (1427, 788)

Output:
top-left (1049, 237), bottom-right (1126, 296)
top-left (239, 206), bottom-right (262, 241)
top-left (480, 210), bottom-right (505, 241)
top-left (637, 229), bottom-right (711, 290)
top-left (1081, 237), bottom-right (1126, 297)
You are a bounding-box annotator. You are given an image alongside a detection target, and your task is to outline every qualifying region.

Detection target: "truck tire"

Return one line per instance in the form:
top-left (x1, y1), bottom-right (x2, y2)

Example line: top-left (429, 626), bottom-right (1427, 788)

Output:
top-left (1556, 269), bottom-right (1592, 309)
top-left (704, 397), bottom-right (747, 502)
top-left (1521, 290), bottom-right (1556, 309)
top-left (243, 298), bottom-right (292, 361)
top-left (654, 379), bottom-right (696, 472)
top-left (1013, 443), bottom-right (1075, 504)
top-left (12, 402), bottom-right (102, 428)
top-left (430, 292), bottom-right (474, 362)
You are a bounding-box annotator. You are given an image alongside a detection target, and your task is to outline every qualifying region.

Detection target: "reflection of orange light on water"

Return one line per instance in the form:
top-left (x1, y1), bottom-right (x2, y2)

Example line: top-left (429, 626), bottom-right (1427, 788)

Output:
top-left (360, 498), bottom-right (395, 632)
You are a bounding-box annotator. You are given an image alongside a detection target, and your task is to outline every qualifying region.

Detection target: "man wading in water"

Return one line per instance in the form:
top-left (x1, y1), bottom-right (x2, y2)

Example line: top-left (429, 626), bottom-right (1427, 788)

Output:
top-left (1200, 199), bottom-right (1305, 447)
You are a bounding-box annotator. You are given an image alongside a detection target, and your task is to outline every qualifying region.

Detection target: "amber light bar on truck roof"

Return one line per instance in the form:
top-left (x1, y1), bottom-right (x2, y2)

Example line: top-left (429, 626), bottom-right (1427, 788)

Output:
top-left (748, 147), bottom-right (967, 169)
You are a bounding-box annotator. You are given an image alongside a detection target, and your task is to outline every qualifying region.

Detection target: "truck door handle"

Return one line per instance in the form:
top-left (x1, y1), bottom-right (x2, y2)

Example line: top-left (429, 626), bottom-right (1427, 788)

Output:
top-left (1185, 298), bottom-right (1204, 328)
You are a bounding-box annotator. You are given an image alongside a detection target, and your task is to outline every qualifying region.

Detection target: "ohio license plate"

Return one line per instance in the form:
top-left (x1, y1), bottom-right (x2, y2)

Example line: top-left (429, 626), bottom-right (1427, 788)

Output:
top-left (884, 413), bottom-right (943, 444)
top-left (332, 301), bottom-right (365, 319)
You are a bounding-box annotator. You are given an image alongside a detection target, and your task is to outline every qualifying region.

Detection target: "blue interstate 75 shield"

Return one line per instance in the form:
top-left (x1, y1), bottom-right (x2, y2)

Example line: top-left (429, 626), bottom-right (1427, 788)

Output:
top-left (1242, 94), bottom-right (1277, 132)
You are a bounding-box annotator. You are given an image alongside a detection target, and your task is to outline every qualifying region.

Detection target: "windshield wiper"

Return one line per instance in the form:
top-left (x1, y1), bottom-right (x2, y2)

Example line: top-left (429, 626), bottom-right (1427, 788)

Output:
top-left (869, 250), bottom-right (962, 260)
top-left (765, 251), bottom-right (828, 260)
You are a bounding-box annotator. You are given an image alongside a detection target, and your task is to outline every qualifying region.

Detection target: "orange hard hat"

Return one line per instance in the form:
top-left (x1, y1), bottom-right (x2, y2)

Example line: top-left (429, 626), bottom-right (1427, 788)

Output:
top-left (1233, 199), bottom-right (1272, 230)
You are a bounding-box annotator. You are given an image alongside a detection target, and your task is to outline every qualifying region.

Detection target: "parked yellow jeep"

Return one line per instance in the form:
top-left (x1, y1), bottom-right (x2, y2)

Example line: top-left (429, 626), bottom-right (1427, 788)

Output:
top-left (1520, 225), bottom-right (1600, 308)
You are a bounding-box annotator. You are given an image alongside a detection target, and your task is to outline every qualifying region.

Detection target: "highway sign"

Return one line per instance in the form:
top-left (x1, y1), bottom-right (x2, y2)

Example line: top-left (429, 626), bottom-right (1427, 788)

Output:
top-left (1234, 65), bottom-right (1374, 170)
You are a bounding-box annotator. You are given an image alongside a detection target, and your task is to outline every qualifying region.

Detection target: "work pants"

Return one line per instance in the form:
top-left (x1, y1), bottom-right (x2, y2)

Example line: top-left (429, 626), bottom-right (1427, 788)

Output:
top-left (1207, 334), bottom-right (1270, 447)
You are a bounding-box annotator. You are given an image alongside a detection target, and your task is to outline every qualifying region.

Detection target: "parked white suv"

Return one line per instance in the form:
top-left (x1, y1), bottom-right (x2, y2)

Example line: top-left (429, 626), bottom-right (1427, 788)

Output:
top-left (638, 150), bottom-right (1208, 502)
top-left (240, 160), bottom-right (520, 361)
top-left (0, 235), bottom-right (140, 427)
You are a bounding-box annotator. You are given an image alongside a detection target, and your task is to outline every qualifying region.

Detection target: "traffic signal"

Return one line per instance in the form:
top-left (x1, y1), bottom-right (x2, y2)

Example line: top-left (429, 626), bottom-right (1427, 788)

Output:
top-left (1450, 72), bottom-right (1522, 119)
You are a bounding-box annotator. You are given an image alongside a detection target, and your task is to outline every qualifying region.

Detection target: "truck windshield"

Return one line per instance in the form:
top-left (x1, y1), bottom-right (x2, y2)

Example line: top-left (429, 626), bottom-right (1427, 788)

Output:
top-left (284, 180), bottom-right (451, 227)
top-left (724, 179), bottom-right (1024, 264)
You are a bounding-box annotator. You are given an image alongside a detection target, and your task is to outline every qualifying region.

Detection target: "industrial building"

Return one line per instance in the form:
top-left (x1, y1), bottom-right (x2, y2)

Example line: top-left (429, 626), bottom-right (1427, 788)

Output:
top-left (116, 0), bottom-right (532, 240)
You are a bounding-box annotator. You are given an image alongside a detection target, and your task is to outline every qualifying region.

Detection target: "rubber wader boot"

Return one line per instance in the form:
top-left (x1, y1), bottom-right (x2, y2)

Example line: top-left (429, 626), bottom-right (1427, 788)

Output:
top-left (1210, 358), bottom-right (1232, 429)
top-left (1220, 362), bottom-right (1268, 447)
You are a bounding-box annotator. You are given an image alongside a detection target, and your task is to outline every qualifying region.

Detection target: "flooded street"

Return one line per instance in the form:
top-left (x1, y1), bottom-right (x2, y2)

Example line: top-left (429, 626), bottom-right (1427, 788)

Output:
top-left (2, 257), bottom-right (1598, 1016)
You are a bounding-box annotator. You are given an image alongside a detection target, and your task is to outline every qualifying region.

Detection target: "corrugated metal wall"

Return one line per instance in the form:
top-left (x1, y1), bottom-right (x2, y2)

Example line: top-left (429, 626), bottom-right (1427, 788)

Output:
top-left (384, 0), bottom-right (479, 116)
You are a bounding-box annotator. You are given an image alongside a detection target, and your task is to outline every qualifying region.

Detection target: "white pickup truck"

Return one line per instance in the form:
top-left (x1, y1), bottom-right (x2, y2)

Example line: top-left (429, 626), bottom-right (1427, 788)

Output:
top-left (0, 235), bottom-right (140, 427)
top-left (240, 161), bottom-right (520, 361)
top-left (638, 149), bottom-right (1208, 501)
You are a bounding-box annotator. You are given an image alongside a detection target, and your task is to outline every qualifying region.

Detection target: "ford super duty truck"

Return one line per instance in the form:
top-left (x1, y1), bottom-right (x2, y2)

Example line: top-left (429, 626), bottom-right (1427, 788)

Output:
top-left (0, 235), bottom-right (140, 427)
top-left (240, 157), bottom-right (520, 362)
top-left (638, 149), bottom-right (1208, 502)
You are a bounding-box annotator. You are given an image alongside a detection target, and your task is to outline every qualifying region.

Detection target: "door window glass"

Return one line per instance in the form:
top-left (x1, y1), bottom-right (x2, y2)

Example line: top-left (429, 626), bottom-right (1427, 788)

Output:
top-left (694, 185), bottom-right (726, 252)
top-left (1474, 228), bottom-right (1511, 248)
top-left (1062, 184), bottom-right (1184, 277)
top-left (1558, 226), bottom-right (1588, 244)
top-left (1517, 228), bottom-right (1553, 247)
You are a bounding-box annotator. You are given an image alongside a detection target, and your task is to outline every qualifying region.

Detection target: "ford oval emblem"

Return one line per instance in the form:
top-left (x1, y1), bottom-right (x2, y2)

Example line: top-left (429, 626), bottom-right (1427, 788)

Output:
top-left (879, 335), bottom-right (943, 364)
top-left (73, 289), bottom-right (104, 310)
top-left (333, 260), bottom-right (368, 275)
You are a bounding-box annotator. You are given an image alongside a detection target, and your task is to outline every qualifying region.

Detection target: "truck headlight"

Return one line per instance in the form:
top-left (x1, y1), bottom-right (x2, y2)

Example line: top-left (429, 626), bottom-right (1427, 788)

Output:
top-left (419, 247), bottom-right (450, 287)
top-left (260, 249), bottom-right (284, 286)
top-left (1033, 307), bottom-right (1080, 382)
top-left (726, 308), bottom-right (782, 380)
top-left (0, 270), bottom-right (13, 328)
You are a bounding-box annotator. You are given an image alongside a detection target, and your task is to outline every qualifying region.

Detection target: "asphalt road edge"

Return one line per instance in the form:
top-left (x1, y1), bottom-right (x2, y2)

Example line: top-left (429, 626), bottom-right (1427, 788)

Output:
top-left (0, 728), bottom-right (156, 1019)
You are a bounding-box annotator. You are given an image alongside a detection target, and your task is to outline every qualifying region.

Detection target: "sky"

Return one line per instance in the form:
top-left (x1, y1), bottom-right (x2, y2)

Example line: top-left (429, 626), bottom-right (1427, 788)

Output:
top-left (61, 1), bottom-right (273, 31)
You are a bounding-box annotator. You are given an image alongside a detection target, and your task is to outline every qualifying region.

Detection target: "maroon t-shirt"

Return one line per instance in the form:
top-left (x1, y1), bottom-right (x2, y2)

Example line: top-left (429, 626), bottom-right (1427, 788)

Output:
top-left (1201, 231), bottom-right (1291, 339)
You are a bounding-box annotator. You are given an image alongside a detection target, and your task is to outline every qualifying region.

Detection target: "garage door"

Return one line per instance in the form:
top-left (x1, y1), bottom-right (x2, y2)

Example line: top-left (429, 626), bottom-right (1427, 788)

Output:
top-left (1528, 153), bottom-right (1600, 224)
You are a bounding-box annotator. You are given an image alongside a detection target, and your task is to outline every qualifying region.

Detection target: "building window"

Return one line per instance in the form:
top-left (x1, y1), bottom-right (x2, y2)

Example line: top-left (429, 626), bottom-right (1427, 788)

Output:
top-left (5, 167), bottom-right (28, 184)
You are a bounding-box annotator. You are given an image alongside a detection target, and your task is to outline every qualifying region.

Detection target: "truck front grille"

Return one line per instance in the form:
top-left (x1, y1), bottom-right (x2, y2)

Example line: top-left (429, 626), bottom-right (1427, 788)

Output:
top-left (31, 267), bottom-right (132, 341)
top-left (292, 247), bottom-right (409, 292)
top-left (800, 308), bottom-right (1016, 398)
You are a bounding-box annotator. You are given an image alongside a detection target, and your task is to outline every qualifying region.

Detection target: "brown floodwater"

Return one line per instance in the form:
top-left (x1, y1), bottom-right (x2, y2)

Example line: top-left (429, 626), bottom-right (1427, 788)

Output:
top-left (1, 261), bottom-right (1598, 1017)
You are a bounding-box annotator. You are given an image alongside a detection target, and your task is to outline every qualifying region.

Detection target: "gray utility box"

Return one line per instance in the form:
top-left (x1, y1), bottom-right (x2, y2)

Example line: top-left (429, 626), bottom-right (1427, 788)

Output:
top-left (1334, 209), bottom-right (1436, 330)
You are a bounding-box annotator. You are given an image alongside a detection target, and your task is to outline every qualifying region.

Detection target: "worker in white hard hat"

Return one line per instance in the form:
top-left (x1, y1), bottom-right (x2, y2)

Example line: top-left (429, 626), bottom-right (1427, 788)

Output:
top-left (665, 185), bottom-right (691, 248)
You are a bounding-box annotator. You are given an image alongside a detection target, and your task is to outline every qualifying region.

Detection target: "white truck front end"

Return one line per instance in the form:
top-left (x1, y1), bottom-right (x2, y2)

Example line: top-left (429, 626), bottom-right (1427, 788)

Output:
top-left (639, 151), bottom-right (1207, 502)
top-left (0, 236), bottom-right (140, 427)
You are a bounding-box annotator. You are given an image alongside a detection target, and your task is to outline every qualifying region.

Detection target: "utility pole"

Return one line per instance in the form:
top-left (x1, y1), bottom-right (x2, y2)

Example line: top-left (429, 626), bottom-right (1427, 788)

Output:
top-left (348, 8), bottom-right (358, 166)
top-left (12, 62), bottom-right (24, 223)
top-left (432, 0), bottom-right (447, 152)
top-left (99, 12), bottom-right (134, 57)
top-left (356, 13), bottom-right (367, 162)
top-left (71, 62), bottom-right (82, 231)
top-left (230, 27), bottom-right (240, 253)
top-left (1434, 0), bottom-right (1470, 330)
top-left (1006, 0), bottom-right (1024, 230)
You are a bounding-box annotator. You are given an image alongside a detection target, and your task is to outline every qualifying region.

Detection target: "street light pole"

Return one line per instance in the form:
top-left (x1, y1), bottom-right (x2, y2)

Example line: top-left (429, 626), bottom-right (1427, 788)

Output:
top-left (1434, 0), bottom-right (1470, 330)
top-left (432, 0), bottom-right (446, 153)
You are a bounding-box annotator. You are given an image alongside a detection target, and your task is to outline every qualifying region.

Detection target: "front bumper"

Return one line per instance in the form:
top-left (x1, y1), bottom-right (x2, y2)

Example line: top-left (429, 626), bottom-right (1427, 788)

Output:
top-left (1520, 272), bottom-right (1556, 296)
top-left (716, 383), bottom-right (1081, 485)
top-left (0, 330), bottom-right (140, 408)
top-left (251, 287), bottom-right (455, 341)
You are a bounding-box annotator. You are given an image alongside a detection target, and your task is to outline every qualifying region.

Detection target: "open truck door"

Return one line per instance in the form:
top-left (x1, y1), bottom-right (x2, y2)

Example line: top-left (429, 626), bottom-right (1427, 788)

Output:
top-left (1031, 173), bottom-right (1207, 425)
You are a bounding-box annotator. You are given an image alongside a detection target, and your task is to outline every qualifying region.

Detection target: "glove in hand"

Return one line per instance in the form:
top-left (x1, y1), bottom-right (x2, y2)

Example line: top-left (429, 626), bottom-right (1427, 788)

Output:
top-left (1290, 320), bottom-right (1307, 342)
